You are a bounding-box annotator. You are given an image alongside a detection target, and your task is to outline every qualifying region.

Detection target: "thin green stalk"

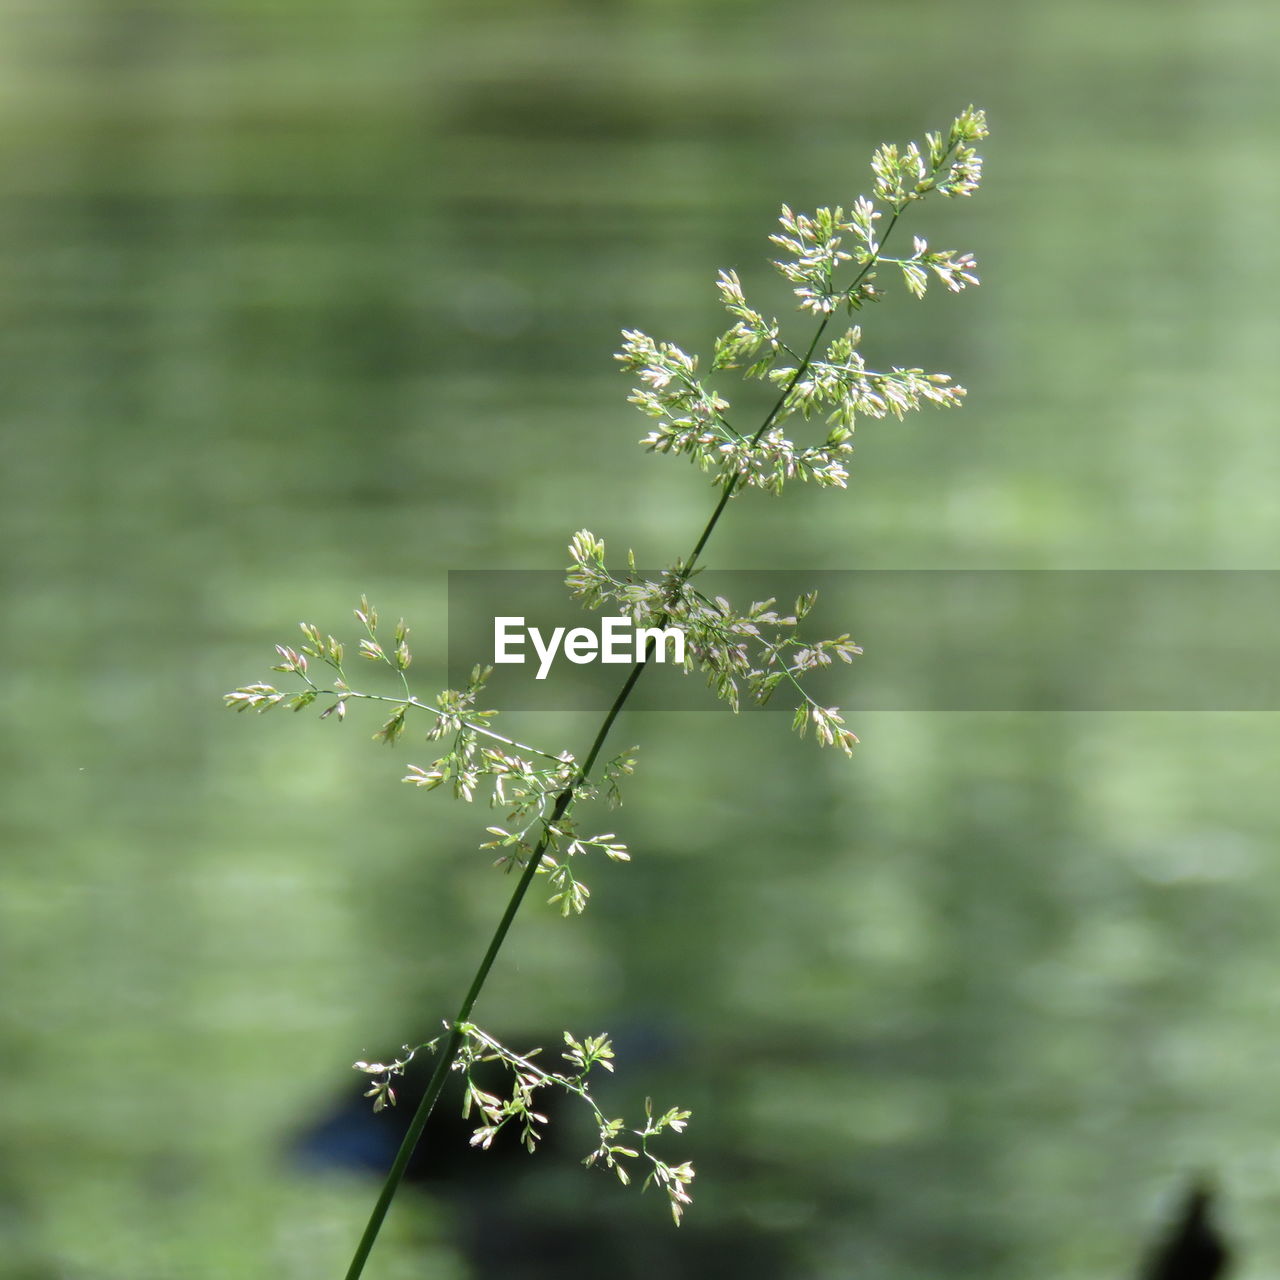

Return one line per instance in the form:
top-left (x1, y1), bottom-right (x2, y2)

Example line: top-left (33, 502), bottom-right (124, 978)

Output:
top-left (342, 798), bottom-right (561, 1278)
top-left (343, 187), bottom-right (916, 1280)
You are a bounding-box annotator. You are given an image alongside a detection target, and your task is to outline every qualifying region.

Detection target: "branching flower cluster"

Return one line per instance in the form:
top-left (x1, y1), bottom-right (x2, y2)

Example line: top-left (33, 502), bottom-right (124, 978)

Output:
top-left (354, 1024), bottom-right (694, 1224)
top-left (226, 600), bottom-right (636, 916)
top-left (618, 106), bottom-right (985, 495)
top-left (567, 530), bottom-right (861, 754)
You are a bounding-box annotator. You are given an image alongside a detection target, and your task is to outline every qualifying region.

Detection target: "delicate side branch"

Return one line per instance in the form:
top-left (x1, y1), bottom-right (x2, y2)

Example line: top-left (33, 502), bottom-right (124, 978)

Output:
top-left (355, 1025), bottom-right (694, 1225)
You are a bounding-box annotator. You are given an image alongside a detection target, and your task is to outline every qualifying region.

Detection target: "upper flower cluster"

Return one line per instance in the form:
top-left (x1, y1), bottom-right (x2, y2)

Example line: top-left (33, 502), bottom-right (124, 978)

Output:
top-left (616, 107), bottom-right (987, 496)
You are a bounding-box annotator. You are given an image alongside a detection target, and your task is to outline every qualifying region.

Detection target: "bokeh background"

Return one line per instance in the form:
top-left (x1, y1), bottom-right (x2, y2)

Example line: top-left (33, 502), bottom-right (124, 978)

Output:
top-left (4, 1), bottom-right (1280, 1277)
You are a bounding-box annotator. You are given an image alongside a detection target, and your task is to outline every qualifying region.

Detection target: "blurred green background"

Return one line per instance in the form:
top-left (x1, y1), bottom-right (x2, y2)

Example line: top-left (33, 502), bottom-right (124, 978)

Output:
top-left (4, 1), bottom-right (1280, 1276)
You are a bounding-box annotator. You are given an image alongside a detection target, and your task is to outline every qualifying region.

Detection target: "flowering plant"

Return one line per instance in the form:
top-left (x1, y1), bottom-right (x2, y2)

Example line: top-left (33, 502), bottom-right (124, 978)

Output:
top-left (226, 106), bottom-right (988, 1278)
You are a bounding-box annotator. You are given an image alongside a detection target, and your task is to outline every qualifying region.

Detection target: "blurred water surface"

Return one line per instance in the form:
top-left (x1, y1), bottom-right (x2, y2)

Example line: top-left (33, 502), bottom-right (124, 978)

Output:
top-left (4, 1), bottom-right (1280, 1276)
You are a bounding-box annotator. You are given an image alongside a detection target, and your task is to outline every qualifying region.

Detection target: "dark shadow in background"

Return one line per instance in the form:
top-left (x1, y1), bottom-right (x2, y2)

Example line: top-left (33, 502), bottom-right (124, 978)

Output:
top-left (290, 1021), bottom-right (792, 1279)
